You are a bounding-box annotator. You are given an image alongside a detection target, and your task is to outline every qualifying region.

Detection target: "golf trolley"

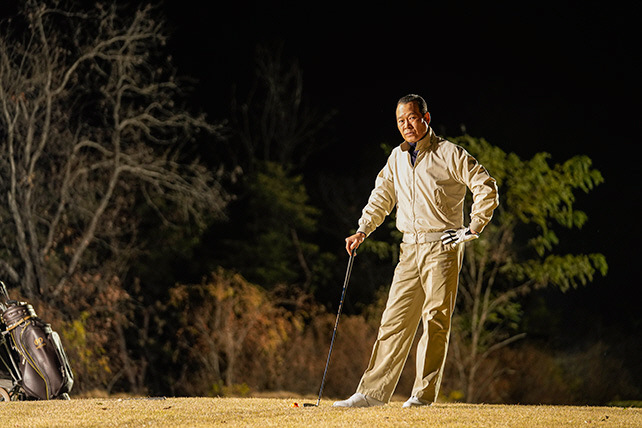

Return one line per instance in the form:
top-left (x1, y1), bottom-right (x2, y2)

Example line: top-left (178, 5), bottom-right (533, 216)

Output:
top-left (0, 281), bottom-right (73, 401)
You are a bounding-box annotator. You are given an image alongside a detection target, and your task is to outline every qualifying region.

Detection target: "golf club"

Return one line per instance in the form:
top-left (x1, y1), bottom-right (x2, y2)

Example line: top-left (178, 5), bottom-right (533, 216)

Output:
top-left (301, 249), bottom-right (356, 407)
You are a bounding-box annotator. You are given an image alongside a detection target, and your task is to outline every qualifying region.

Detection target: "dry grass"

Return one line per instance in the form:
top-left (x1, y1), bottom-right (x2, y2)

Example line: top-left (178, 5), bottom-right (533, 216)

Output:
top-left (0, 397), bottom-right (640, 427)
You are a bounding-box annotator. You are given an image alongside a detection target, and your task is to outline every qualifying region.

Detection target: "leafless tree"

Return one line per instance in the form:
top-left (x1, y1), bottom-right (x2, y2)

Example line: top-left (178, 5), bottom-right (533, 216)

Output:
top-left (0, 1), bottom-right (227, 300)
top-left (231, 43), bottom-right (335, 172)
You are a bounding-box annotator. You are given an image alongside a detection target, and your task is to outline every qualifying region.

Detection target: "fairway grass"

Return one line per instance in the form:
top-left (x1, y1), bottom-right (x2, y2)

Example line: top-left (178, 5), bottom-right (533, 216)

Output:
top-left (0, 397), bottom-right (640, 427)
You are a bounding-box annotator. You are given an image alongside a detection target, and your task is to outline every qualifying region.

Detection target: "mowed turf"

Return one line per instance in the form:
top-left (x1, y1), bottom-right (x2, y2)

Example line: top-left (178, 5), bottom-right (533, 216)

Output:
top-left (0, 397), bottom-right (640, 427)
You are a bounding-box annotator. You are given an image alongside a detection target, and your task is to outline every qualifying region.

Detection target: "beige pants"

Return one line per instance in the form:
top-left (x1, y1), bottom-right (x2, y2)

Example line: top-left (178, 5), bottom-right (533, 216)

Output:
top-left (357, 241), bottom-right (464, 403)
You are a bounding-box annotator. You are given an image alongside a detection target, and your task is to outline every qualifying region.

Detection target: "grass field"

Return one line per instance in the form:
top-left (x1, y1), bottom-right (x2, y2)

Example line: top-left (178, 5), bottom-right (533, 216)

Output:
top-left (0, 397), bottom-right (640, 427)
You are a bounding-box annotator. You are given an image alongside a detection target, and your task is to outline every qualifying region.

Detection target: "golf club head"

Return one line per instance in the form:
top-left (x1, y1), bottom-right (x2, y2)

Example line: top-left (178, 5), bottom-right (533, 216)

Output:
top-left (303, 402), bottom-right (317, 407)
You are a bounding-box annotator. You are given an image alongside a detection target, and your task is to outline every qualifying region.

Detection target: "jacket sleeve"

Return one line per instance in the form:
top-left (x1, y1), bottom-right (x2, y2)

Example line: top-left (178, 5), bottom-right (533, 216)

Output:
top-left (452, 147), bottom-right (499, 234)
top-left (357, 153), bottom-right (397, 237)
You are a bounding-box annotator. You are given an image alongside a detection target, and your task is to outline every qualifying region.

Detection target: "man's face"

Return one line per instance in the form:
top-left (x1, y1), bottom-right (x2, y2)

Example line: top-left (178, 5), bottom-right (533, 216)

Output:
top-left (396, 102), bottom-right (429, 143)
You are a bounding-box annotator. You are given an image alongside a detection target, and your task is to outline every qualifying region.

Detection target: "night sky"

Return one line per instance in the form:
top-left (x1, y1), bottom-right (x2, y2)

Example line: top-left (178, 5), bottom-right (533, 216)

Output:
top-left (162, 0), bottom-right (641, 335)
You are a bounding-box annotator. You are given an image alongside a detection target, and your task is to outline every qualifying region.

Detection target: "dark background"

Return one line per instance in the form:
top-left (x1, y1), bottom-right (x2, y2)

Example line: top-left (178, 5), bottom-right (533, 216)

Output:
top-left (1, 0), bottom-right (639, 397)
top-left (162, 0), bottom-right (642, 384)
top-left (161, 0), bottom-right (640, 348)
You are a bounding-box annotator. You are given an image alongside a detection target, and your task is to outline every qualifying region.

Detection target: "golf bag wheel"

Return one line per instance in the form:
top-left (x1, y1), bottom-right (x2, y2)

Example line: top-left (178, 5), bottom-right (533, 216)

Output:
top-left (0, 387), bottom-right (10, 402)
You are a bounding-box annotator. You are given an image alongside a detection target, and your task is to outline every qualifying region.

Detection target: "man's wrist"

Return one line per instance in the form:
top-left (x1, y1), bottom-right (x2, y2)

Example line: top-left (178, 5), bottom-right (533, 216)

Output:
top-left (469, 220), bottom-right (484, 235)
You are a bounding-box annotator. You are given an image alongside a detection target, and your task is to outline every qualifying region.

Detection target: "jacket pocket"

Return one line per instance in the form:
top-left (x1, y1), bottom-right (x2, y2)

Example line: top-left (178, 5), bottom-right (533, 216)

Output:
top-left (434, 188), bottom-right (454, 215)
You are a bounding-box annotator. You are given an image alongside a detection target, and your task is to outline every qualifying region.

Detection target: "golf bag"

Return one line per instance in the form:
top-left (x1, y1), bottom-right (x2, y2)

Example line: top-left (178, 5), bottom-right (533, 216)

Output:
top-left (0, 283), bottom-right (73, 400)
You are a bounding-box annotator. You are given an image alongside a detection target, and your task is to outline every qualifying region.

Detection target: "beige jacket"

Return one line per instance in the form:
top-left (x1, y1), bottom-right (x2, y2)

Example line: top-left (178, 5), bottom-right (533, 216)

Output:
top-left (357, 128), bottom-right (499, 243)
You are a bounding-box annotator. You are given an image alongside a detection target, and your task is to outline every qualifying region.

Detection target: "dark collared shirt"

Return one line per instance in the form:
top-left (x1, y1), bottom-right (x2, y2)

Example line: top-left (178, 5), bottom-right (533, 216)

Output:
top-left (408, 142), bottom-right (417, 166)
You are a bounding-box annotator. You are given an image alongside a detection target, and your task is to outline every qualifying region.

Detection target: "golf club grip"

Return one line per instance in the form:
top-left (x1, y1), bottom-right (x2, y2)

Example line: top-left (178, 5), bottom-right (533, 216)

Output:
top-left (337, 251), bottom-right (355, 316)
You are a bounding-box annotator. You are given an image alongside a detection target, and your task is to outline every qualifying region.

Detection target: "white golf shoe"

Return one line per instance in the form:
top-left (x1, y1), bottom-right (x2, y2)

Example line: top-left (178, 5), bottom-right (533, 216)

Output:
top-left (332, 392), bottom-right (385, 407)
top-left (402, 396), bottom-right (430, 408)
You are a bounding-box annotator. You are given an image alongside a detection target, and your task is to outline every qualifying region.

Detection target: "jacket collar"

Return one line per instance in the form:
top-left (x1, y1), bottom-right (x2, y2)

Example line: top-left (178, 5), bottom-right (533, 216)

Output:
top-left (400, 127), bottom-right (437, 153)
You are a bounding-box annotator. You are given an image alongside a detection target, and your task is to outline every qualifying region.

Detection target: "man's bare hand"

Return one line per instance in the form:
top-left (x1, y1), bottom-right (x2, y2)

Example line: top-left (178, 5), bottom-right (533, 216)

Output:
top-left (345, 232), bottom-right (366, 255)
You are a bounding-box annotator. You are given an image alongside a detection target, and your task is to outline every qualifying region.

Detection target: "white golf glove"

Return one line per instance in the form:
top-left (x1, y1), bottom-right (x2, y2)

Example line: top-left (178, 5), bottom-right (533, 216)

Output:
top-left (441, 227), bottom-right (479, 246)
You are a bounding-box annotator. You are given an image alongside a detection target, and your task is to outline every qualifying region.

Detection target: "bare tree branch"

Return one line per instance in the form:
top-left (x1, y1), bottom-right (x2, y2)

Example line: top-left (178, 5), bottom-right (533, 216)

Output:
top-left (0, 1), bottom-right (228, 299)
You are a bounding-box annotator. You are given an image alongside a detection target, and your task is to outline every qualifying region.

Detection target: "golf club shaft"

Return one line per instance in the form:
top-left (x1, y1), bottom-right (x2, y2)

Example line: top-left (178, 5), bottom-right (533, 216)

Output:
top-left (316, 250), bottom-right (356, 406)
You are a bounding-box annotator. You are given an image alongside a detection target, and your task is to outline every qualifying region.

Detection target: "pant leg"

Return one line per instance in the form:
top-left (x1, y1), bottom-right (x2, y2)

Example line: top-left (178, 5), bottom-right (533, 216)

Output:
top-left (412, 241), bottom-right (464, 402)
top-left (356, 243), bottom-right (423, 403)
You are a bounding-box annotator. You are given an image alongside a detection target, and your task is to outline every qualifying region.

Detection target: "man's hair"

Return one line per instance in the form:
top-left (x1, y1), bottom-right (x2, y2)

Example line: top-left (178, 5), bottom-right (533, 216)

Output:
top-left (397, 94), bottom-right (428, 115)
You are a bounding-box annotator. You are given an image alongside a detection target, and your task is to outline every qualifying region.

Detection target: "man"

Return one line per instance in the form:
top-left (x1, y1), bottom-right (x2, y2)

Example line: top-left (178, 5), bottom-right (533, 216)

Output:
top-left (333, 94), bottom-right (498, 408)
